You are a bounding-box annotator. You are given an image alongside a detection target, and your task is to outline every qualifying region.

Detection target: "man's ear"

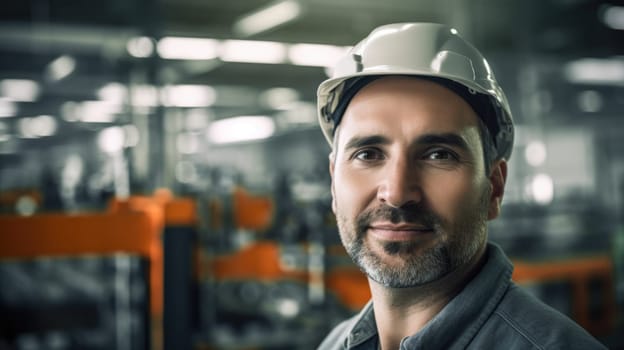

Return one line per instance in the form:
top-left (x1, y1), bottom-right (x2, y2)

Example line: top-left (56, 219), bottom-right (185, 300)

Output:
top-left (487, 159), bottom-right (507, 220)
top-left (329, 152), bottom-right (337, 214)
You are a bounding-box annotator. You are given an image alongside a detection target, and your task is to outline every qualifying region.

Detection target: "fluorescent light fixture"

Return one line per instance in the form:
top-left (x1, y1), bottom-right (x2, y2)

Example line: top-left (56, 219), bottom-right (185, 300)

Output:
top-left (157, 37), bottom-right (219, 60)
top-left (564, 58), bottom-right (624, 85)
top-left (260, 87), bottom-right (299, 109)
top-left (288, 44), bottom-right (350, 67)
top-left (0, 98), bottom-right (17, 117)
top-left (127, 36), bottom-right (155, 58)
top-left (208, 116), bottom-right (275, 144)
top-left (602, 5), bottom-right (624, 30)
top-left (524, 141), bottom-right (547, 167)
top-left (18, 115), bottom-right (57, 138)
top-left (45, 55), bottom-right (76, 81)
top-left (233, 0), bottom-right (302, 37)
top-left (161, 84), bottom-right (216, 107)
top-left (220, 40), bottom-right (287, 64)
top-left (68, 101), bottom-right (120, 123)
top-left (530, 174), bottom-right (554, 205)
top-left (98, 82), bottom-right (128, 105)
top-left (131, 85), bottom-right (159, 107)
top-left (98, 126), bottom-right (125, 154)
top-left (0, 79), bottom-right (41, 102)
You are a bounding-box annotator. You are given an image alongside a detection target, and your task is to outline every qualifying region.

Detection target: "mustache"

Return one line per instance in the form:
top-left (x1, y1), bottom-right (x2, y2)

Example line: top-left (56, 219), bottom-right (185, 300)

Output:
top-left (355, 202), bottom-right (442, 232)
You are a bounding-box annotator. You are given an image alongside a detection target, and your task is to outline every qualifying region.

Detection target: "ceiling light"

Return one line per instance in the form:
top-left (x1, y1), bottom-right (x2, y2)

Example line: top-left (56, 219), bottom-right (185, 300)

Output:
top-left (69, 101), bottom-right (120, 123)
top-left (98, 82), bottom-right (127, 105)
top-left (98, 126), bottom-right (125, 154)
top-left (161, 85), bottom-right (216, 107)
top-left (530, 174), bottom-right (554, 205)
top-left (30, 115), bottom-right (57, 137)
top-left (288, 44), bottom-right (350, 67)
top-left (131, 85), bottom-right (159, 107)
top-left (0, 98), bottom-right (17, 117)
top-left (260, 87), bottom-right (299, 109)
top-left (45, 55), bottom-right (76, 81)
top-left (127, 36), bottom-right (155, 58)
top-left (602, 5), bottom-right (624, 30)
top-left (564, 58), bottom-right (624, 85)
top-left (208, 116), bottom-right (275, 144)
top-left (18, 116), bottom-right (56, 138)
top-left (524, 141), bottom-right (547, 167)
top-left (233, 0), bottom-right (302, 37)
top-left (220, 40), bottom-right (287, 64)
top-left (157, 37), bottom-right (219, 60)
top-left (0, 79), bottom-right (41, 102)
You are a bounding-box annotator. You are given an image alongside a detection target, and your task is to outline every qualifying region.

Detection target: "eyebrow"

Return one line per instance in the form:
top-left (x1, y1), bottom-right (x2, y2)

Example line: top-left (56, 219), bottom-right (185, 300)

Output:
top-left (342, 132), bottom-right (470, 152)
top-left (416, 133), bottom-right (470, 151)
top-left (343, 135), bottom-right (390, 151)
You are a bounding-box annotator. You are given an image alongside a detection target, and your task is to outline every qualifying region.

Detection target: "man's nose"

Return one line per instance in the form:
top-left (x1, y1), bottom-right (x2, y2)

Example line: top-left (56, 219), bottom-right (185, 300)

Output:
top-left (376, 158), bottom-right (422, 208)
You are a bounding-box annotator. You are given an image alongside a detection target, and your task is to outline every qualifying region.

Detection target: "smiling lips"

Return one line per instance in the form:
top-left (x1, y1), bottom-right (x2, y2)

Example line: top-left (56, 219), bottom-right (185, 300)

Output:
top-left (368, 223), bottom-right (434, 241)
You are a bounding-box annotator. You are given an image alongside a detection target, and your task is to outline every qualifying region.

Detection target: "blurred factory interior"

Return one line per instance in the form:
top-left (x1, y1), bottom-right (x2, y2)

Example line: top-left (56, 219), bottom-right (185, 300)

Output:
top-left (1, 0), bottom-right (624, 348)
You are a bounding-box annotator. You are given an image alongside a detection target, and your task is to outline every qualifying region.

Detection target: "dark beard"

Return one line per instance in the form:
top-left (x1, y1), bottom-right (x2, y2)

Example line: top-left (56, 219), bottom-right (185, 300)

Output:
top-left (338, 191), bottom-right (489, 288)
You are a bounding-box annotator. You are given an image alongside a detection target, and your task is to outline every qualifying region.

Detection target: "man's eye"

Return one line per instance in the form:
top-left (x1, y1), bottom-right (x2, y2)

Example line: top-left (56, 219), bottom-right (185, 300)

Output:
top-left (353, 149), bottom-right (384, 161)
top-left (425, 149), bottom-right (458, 161)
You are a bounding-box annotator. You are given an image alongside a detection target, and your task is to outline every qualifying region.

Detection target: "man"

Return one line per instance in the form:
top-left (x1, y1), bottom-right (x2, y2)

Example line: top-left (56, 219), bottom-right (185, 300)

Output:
top-left (315, 23), bottom-right (606, 350)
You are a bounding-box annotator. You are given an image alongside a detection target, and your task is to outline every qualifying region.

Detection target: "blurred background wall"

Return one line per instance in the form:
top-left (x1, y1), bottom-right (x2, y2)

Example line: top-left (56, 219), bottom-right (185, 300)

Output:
top-left (1, 0), bottom-right (624, 349)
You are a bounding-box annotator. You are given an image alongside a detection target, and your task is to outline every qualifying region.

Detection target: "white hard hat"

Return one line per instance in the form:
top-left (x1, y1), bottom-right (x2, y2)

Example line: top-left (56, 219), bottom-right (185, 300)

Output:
top-left (317, 22), bottom-right (514, 160)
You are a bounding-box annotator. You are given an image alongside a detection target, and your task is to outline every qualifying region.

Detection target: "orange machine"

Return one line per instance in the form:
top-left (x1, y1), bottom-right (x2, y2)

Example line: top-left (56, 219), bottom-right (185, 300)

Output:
top-left (0, 211), bottom-right (156, 347)
top-left (513, 255), bottom-right (616, 335)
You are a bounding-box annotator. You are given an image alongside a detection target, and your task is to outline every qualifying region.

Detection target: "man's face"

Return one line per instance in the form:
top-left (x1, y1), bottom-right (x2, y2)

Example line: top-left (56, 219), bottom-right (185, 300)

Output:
top-left (329, 76), bottom-right (505, 288)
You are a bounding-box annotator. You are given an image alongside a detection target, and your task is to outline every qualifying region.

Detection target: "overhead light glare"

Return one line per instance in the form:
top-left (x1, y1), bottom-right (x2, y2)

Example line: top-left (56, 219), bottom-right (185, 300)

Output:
top-left (98, 126), bottom-right (125, 154)
top-left (220, 40), bottom-right (287, 64)
top-left (564, 58), bottom-right (624, 85)
top-left (0, 98), bottom-right (17, 118)
top-left (208, 116), bottom-right (275, 144)
top-left (157, 37), bottom-right (219, 60)
top-left (161, 85), bottom-right (216, 107)
top-left (524, 141), bottom-right (547, 167)
top-left (530, 174), bottom-right (554, 205)
top-left (289, 44), bottom-right (350, 67)
top-left (98, 82), bottom-right (128, 105)
top-left (260, 87), bottom-right (299, 109)
top-left (18, 115), bottom-right (58, 138)
top-left (131, 85), bottom-right (159, 107)
top-left (64, 101), bottom-right (120, 123)
top-left (45, 55), bottom-right (76, 81)
top-left (602, 5), bottom-right (624, 30)
top-left (0, 79), bottom-right (41, 102)
top-left (127, 36), bottom-right (155, 58)
top-left (233, 0), bottom-right (302, 37)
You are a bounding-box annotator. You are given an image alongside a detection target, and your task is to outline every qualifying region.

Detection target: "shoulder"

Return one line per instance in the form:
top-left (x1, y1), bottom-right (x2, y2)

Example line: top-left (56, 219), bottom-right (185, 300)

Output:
top-left (316, 314), bottom-right (359, 350)
top-left (471, 283), bottom-right (607, 349)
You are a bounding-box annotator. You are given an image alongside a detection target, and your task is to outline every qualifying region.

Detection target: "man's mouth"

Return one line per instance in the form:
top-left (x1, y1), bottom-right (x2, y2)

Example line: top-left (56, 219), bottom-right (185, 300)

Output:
top-left (368, 222), bottom-right (434, 241)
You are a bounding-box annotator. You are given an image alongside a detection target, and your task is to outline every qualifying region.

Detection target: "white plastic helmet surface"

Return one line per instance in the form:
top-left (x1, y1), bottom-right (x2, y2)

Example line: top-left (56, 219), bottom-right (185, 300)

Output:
top-left (317, 22), bottom-right (514, 160)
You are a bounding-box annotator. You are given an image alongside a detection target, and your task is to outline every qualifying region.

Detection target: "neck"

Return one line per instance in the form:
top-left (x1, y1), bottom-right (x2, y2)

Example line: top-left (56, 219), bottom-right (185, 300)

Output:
top-left (370, 246), bottom-right (487, 350)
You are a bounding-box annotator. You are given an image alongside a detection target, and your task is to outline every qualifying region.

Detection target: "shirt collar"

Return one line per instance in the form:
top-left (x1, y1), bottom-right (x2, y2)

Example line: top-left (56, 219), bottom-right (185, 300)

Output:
top-left (344, 300), bottom-right (377, 347)
top-left (344, 243), bottom-right (514, 349)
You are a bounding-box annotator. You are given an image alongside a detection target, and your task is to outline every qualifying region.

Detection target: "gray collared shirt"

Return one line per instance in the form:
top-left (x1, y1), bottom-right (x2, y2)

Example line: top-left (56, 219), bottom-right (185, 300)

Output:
top-left (317, 243), bottom-right (607, 350)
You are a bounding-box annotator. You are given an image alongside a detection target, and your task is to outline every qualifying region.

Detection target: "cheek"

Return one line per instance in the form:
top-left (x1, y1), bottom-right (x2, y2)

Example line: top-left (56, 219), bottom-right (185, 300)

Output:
top-left (422, 171), bottom-right (483, 217)
top-left (332, 167), bottom-right (376, 214)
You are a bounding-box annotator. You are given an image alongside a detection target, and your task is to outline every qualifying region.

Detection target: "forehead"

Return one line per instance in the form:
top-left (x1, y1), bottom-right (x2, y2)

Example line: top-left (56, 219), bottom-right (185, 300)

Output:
top-left (336, 76), bottom-right (481, 146)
